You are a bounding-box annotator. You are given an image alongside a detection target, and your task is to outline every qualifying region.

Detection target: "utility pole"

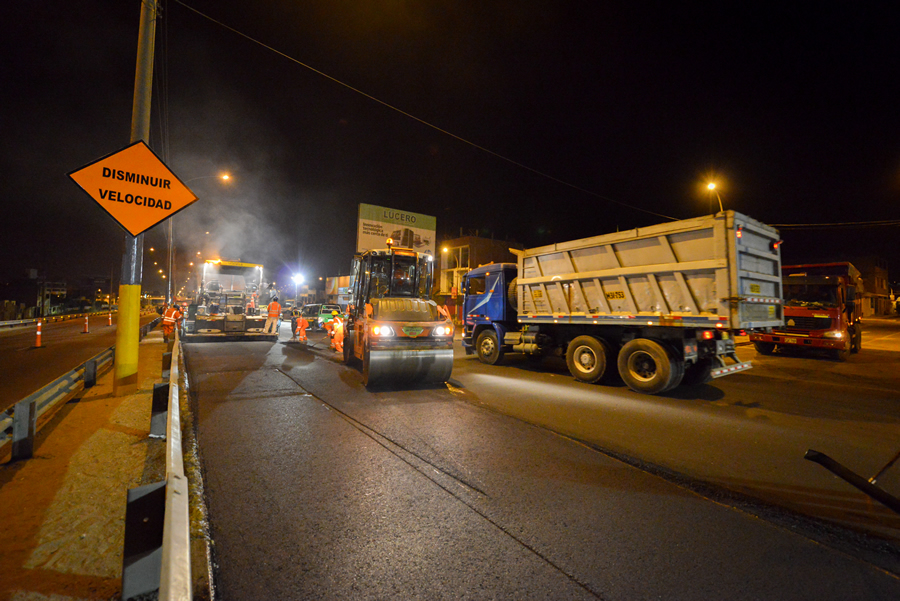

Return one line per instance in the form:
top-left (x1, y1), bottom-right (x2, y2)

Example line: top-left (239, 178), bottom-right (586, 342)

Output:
top-left (115, 0), bottom-right (157, 394)
top-left (167, 218), bottom-right (174, 304)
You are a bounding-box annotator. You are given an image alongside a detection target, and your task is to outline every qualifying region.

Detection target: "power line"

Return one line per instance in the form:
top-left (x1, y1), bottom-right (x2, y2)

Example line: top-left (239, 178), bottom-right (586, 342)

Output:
top-left (172, 0), bottom-right (678, 222)
top-left (772, 219), bottom-right (900, 229)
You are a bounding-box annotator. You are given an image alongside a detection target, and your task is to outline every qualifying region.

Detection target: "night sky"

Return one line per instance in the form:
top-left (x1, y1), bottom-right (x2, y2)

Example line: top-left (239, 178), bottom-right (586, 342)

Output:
top-left (3, 2), bottom-right (899, 293)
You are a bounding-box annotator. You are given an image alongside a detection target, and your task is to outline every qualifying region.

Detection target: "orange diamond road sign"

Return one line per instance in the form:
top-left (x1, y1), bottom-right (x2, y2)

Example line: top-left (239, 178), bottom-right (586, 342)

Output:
top-left (68, 140), bottom-right (198, 236)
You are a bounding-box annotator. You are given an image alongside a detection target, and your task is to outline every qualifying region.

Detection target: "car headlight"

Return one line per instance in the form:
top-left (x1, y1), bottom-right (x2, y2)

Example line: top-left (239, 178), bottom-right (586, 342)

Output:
top-left (372, 325), bottom-right (395, 336)
top-left (433, 325), bottom-right (453, 336)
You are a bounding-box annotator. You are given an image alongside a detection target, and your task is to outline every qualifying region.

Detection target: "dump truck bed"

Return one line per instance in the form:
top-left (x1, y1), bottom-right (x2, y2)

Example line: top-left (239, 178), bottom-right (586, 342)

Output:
top-left (515, 211), bottom-right (782, 330)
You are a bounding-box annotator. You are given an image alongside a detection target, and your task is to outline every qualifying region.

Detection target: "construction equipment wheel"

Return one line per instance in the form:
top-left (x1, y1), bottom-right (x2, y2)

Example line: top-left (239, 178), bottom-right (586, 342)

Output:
top-left (566, 335), bottom-right (610, 383)
top-left (617, 338), bottom-right (683, 394)
top-left (753, 341), bottom-right (775, 355)
top-left (362, 345), bottom-right (375, 386)
top-left (476, 329), bottom-right (504, 365)
top-left (343, 329), bottom-right (356, 365)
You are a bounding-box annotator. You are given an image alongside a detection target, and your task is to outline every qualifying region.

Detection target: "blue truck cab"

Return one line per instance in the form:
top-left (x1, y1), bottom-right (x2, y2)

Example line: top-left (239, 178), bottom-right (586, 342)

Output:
top-left (461, 262), bottom-right (518, 363)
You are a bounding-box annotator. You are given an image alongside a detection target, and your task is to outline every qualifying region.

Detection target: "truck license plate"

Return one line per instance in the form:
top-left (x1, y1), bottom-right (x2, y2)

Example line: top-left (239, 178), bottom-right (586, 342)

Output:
top-left (785, 337), bottom-right (797, 344)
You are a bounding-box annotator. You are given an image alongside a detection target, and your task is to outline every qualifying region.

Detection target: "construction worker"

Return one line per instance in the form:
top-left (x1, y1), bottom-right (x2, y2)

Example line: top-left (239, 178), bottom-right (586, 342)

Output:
top-left (330, 310), bottom-right (344, 353)
top-left (296, 314), bottom-right (309, 343)
top-left (265, 296), bottom-right (281, 335)
top-left (290, 307), bottom-right (301, 339)
top-left (161, 303), bottom-right (182, 343)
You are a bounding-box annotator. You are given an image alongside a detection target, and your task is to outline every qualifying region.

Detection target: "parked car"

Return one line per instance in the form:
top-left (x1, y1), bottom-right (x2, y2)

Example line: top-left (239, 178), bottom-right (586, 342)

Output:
top-left (299, 304), bottom-right (321, 329)
top-left (317, 304), bottom-right (342, 328)
top-left (281, 301), bottom-right (294, 320)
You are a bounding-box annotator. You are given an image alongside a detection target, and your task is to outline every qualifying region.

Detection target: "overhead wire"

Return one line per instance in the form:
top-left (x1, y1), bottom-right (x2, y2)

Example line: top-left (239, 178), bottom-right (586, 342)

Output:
top-left (772, 219), bottom-right (900, 229)
top-left (171, 0), bottom-right (678, 222)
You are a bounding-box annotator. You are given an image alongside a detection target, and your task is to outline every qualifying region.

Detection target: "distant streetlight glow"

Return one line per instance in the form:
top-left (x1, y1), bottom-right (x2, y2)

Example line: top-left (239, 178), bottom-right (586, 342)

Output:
top-left (706, 182), bottom-right (724, 213)
top-left (292, 274), bottom-right (304, 304)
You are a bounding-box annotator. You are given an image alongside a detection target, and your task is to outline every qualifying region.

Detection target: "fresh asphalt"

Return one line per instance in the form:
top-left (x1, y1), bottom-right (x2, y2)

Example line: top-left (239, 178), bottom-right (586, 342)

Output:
top-left (183, 328), bottom-right (900, 600)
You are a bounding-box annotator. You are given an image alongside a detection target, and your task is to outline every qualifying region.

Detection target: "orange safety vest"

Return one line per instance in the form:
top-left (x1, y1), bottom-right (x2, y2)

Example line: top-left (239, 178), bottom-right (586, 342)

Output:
top-left (267, 302), bottom-right (281, 318)
top-left (162, 307), bottom-right (181, 324)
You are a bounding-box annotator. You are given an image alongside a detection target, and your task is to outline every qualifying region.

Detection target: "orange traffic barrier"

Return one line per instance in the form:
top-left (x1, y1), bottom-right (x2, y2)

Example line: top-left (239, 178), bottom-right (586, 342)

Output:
top-left (82, 315), bottom-right (89, 334)
top-left (35, 320), bottom-right (42, 348)
top-left (108, 312), bottom-right (113, 326)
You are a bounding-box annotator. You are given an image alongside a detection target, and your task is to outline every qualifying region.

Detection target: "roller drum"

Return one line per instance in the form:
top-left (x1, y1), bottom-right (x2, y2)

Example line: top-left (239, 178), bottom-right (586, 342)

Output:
top-left (364, 348), bottom-right (453, 386)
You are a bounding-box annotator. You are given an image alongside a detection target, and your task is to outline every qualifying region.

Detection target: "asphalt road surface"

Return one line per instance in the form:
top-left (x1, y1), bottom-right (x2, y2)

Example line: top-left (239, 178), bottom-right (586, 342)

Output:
top-left (0, 313), bottom-right (158, 411)
top-left (184, 321), bottom-right (900, 600)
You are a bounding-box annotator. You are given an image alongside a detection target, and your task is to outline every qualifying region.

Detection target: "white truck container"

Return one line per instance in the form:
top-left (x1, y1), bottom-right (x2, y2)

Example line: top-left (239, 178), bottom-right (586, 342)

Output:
top-left (462, 211), bottom-right (783, 394)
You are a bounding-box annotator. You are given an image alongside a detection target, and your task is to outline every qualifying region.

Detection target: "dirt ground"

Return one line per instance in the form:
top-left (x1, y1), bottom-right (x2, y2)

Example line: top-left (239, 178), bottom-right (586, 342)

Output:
top-left (0, 336), bottom-right (166, 601)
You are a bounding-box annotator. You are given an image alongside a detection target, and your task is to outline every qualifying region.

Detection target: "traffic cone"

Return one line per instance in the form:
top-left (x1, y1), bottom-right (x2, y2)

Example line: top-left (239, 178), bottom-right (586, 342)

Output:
top-left (82, 315), bottom-right (89, 334)
top-left (35, 321), bottom-right (42, 348)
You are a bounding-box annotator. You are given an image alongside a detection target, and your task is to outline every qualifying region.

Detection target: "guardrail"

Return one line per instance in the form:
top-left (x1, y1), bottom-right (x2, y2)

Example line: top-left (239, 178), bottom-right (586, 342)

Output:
top-left (0, 308), bottom-right (159, 330)
top-left (0, 318), bottom-right (161, 459)
top-left (160, 334), bottom-right (192, 599)
top-left (121, 328), bottom-right (192, 600)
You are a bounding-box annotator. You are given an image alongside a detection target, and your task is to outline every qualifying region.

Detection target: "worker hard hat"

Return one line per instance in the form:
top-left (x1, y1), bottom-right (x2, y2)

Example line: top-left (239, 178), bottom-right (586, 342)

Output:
top-left (332, 310), bottom-right (338, 315)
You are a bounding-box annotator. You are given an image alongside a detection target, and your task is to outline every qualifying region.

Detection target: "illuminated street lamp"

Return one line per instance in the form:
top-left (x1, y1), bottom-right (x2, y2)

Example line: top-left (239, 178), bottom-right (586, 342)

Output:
top-left (164, 174), bottom-right (232, 304)
top-left (292, 274), bottom-right (304, 305)
top-left (707, 182), bottom-right (724, 214)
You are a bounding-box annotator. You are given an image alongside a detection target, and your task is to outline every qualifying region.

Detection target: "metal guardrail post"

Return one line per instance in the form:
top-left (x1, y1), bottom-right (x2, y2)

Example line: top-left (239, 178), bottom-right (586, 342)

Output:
top-left (85, 359), bottom-right (98, 388)
top-left (122, 480), bottom-right (166, 600)
top-left (11, 399), bottom-right (37, 460)
top-left (150, 384), bottom-right (168, 439)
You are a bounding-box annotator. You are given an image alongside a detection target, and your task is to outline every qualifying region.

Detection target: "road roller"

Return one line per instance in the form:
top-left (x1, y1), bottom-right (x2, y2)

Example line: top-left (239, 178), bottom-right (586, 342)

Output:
top-left (343, 240), bottom-right (454, 387)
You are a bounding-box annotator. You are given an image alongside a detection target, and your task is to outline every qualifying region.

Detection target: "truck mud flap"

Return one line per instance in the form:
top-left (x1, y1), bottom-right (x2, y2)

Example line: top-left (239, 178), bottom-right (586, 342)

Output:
top-left (366, 348), bottom-right (453, 386)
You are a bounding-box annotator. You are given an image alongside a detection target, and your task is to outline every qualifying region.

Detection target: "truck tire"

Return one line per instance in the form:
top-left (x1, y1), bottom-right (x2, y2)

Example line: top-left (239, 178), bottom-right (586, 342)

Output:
top-left (507, 278), bottom-right (518, 312)
top-left (476, 329), bottom-right (504, 365)
top-left (753, 341), bottom-right (775, 355)
top-left (617, 338), bottom-right (682, 394)
top-left (681, 358), bottom-right (713, 386)
top-left (566, 335), bottom-right (610, 383)
top-left (834, 332), bottom-right (851, 362)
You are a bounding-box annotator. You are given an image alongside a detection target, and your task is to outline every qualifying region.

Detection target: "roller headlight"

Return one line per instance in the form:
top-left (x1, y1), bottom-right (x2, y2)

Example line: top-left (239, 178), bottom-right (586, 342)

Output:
top-left (372, 325), bottom-right (395, 336)
top-left (433, 325), bottom-right (453, 336)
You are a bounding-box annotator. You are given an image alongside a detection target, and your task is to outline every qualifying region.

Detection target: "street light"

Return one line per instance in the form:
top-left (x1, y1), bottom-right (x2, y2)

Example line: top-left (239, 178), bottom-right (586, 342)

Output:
top-left (292, 274), bottom-right (304, 305)
top-left (707, 182), bottom-right (724, 214)
top-left (164, 174), bottom-right (232, 304)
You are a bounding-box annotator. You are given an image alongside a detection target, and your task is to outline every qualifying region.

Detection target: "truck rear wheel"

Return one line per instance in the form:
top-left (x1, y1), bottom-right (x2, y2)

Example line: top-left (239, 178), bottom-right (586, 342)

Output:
top-left (566, 336), bottom-right (610, 383)
top-left (681, 358), bottom-right (713, 386)
top-left (753, 341), bottom-right (775, 355)
top-left (617, 338), bottom-right (682, 394)
top-left (476, 329), bottom-right (504, 365)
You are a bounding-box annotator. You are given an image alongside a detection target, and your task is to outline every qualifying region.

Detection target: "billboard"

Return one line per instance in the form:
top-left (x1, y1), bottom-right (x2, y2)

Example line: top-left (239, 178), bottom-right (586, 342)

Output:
top-left (357, 203), bottom-right (436, 255)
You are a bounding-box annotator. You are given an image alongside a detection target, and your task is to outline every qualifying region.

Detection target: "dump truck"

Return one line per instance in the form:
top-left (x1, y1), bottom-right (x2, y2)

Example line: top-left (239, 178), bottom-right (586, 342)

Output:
top-left (183, 259), bottom-right (275, 342)
top-left (343, 241), bottom-right (454, 386)
top-left (749, 262), bottom-right (862, 360)
top-left (462, 211), bottom-right (783, 394)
